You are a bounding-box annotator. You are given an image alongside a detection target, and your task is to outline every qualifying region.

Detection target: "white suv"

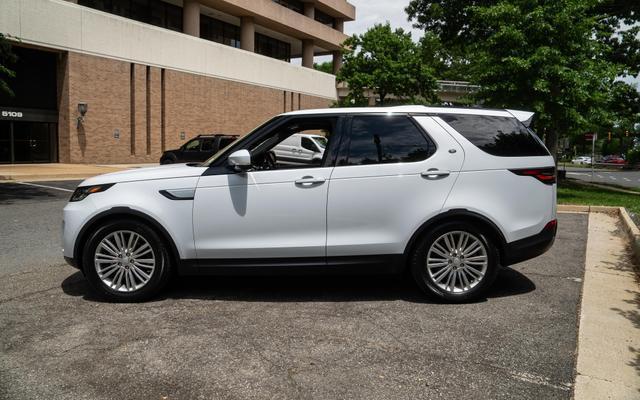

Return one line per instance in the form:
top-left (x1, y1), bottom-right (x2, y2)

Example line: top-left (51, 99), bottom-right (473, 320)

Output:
top-left (63, 106), bottom-right (557, 302)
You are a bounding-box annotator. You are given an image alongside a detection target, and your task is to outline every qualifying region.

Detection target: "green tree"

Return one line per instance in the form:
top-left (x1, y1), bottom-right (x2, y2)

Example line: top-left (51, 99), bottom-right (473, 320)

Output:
top-left (337, 23), bottom-right (438, 106)
top-left (406, 0), bottom-right (640, 159)
top-left (0, 33), bottom-right (17, 97)
top-left (313, 61), bottom-right (334, 75)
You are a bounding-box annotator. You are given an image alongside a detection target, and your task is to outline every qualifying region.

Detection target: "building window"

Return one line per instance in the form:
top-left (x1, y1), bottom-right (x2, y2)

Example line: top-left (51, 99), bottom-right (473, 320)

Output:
top-left (272, 0), bottom-right (303, 14)
top-left (200, 15), bottom-right (241, 48)
top-left (78, 0), bottom-right (183, 32)
top-left (255, 33), bottom-right (291, 62)
top-left (314, 9), bottom-right (335, 28)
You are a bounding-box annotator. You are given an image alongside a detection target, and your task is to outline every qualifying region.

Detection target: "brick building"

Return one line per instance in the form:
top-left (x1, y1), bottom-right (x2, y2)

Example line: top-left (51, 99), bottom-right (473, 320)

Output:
top-left (0, 0), bottom-right (354, 164)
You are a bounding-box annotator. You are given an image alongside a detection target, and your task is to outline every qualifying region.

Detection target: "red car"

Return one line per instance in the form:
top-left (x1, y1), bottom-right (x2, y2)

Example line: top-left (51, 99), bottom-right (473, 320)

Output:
top-left (601, 155), bottom-right (626, 165)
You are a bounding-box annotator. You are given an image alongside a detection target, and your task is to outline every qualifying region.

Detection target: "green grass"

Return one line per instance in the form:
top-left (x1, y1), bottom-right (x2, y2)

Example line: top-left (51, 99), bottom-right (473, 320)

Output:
top-left (558, 179), bottom-right (640, 214)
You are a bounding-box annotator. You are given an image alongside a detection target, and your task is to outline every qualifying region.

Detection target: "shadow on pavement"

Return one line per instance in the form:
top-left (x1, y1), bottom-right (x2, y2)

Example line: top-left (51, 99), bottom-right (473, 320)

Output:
top-left (61, 266), bottom-right (535, 304)
top-left (0, 183), bottom-right (60, 204)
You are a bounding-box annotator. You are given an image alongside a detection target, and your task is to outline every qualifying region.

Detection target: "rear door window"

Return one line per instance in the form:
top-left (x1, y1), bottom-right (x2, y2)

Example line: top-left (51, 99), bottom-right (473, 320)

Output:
top-left (342, 116), bottom-right (435, 165)
top-left (218, 137), bottom-right (236, 150)
top-left (439, 114), bottom-right (549, 157)
top-left (200, 139), bottom-right (214, 152)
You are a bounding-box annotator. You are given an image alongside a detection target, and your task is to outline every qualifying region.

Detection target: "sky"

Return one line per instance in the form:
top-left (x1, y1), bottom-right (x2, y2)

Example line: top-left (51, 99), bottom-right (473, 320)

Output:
top-left (302, 0), bottom-right (419, 64)
top-left (343, 0), bottom-right (422, 41)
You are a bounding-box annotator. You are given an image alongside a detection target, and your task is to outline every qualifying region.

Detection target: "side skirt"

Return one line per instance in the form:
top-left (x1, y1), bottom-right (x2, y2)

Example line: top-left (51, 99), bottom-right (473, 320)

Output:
top-left (177, 255), bottom-right (405, 276)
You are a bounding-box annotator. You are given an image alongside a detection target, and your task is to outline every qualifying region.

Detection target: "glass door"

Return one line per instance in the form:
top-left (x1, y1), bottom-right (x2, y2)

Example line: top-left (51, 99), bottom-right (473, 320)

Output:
top-left (0, 121), bottom-right (12, 163)
top-left (0, 121), bottom-right (56, 163)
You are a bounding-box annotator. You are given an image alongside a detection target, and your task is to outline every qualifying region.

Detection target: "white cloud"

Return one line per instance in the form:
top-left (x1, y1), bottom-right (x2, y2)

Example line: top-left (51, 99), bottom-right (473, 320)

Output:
top-left (344, 0), bottom-right (422, 41)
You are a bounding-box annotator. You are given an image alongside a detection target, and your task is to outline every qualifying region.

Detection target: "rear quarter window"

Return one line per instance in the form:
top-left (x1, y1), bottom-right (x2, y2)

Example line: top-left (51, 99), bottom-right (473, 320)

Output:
top-left (439, 114), bottom-right (549, 157)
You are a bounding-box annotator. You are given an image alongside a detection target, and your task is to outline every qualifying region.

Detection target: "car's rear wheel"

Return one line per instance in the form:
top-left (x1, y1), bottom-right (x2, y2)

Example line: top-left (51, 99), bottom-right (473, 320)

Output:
top-left (410, 221), bottom-right (499, 302)
top-left (82, 219), bottom-right (172, 302)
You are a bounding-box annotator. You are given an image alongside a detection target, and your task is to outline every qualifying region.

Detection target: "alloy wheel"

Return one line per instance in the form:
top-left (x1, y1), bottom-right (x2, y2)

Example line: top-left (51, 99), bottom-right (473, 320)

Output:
top-left (94, 230), bottom-right (156, 292)
top-left (426, 231), bottom-right (488, 294)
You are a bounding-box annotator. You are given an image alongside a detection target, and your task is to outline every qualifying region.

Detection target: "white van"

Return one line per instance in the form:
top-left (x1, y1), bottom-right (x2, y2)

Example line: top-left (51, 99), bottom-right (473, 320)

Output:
top-left (273, 133), bottom-right (327, 165)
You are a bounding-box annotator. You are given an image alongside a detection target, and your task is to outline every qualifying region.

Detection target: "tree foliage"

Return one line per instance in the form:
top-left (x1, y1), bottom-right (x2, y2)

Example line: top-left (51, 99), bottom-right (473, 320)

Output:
top-left (406, 0), bottom-right (640, 158)
top-left (313, 61), bottom-right (334, 75)
top-left (0, 33), bottom-right (17, 97)
top-left (337, 23), bottom-right (438, 106)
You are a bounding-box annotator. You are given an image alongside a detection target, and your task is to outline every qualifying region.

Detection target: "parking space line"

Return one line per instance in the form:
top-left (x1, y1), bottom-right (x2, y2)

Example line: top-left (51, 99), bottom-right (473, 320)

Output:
top-left (14, 182), bottom-right (73, 193)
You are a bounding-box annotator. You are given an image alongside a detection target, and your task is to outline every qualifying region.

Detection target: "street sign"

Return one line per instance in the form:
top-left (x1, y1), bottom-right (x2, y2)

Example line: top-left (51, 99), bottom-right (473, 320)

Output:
top-left (584, 133), bottom-right (595, 141)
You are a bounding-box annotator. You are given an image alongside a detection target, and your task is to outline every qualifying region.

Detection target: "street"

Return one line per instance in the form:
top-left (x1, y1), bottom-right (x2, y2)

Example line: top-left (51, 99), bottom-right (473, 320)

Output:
top-left (0, 180), bottom-right (588, 399)
top-left (563, 166), bottom-right (640, 189)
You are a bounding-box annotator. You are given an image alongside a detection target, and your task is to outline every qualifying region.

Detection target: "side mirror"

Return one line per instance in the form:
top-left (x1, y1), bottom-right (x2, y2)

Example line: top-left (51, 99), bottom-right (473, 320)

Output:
top-left (228, 149), bottom-right (251, 171)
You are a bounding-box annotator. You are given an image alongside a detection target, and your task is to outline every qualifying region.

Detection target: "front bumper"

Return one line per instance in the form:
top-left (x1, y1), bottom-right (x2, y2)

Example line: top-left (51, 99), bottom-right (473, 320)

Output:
top-left (64, 256), bottom-right (80, 270)
top-left (502, 220), bottom-right (557, 266)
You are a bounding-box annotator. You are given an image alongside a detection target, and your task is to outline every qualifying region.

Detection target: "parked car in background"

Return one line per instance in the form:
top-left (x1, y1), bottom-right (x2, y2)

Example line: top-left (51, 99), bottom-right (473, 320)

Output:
top-left (571, 156), bottom-right (592, 165)
top-left (63, 106), bottom-right (557, 303)
top-left (601, 155), bottom-right (626, 165)
top-left (273, 133), bottom-right (327, 165)
top-left (160, 134), bottom-right (238, 164)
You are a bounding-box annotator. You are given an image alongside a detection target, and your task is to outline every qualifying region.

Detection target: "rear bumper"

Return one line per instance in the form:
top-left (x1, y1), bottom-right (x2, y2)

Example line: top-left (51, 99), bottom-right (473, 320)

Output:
top-left (502, 220), bottom-right (557, 266)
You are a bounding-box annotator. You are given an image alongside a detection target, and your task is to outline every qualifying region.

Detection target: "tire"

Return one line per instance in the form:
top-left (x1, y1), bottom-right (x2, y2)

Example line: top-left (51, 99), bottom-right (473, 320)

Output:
top-left (410, 221), bottom-right (499, 303)
top-left (82, 219), bottom-right (173, 302)
top-left (160, 157), bottom-right (175, 165)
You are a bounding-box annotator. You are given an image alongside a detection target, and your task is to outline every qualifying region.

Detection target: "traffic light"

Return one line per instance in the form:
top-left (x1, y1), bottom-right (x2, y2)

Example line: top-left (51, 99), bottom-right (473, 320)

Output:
top-left (625, 130), bottom-right (629, 137)
top-left (608, 131), bottom-right (612, 141)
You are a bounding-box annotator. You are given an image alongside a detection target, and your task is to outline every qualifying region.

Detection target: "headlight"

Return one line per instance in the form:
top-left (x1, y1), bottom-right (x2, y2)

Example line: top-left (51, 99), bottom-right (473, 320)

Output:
top-left (70, 183), bottom-right (115, 202)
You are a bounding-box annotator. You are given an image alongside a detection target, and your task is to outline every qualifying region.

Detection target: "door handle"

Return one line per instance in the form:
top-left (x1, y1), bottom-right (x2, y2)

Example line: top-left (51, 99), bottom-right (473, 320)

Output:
top-left (421, 169), bottom-right (451, 179)
top-left (295, 177), bottom-right (326, 185)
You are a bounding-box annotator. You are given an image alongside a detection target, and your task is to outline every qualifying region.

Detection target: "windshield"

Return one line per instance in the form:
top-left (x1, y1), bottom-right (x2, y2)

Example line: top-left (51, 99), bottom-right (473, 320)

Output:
top-left (312, 136), bottom-right (328, 149)
top-left (201, 117), bottom-right (280, 167)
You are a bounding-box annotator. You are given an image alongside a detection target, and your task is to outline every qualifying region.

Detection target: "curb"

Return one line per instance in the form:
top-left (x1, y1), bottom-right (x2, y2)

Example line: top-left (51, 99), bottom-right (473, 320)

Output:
top-left (559, 204), bottom-right (640, 263)
top-left (564, 178), bottom-right (640, 195)
top-left (619, 207), bottom-right (640, 264)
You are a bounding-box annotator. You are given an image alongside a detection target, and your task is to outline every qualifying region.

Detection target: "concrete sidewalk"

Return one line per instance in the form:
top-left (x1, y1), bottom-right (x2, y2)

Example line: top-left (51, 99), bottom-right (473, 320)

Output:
top-left (0, 163), bottom-right (158, 182)
top-left (574, 211), bottom-right (640, 399)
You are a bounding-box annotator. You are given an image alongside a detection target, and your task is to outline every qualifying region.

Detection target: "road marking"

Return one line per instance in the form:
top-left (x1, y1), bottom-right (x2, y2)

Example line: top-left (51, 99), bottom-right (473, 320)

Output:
top-left (596, 175), bottom-right (603, 178)
top-left (609, 176), bottom-right (617, 180)
top-left (15, 181), bottom-right (73, 193)
top-left (567, 172), bottom-right (591, 176)
top-left (623, 178), bottom-right (631, 182)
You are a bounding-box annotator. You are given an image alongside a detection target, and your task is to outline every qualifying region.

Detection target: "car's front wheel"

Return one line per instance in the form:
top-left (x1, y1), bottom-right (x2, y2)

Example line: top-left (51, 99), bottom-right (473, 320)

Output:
top-left (82, 219), bottom-right (172, 302)
top-left (410, 221), bottom-right (499, 302)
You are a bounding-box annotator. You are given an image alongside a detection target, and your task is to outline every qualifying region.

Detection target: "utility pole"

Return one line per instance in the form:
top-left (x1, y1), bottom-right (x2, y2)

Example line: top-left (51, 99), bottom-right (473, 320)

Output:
top-left (591, 133), bottom-right (597, 182)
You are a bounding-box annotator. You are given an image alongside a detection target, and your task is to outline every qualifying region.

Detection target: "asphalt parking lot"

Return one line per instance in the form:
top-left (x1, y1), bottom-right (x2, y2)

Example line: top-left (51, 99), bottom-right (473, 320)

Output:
top-left (0, 181), bottom-right (588, 400)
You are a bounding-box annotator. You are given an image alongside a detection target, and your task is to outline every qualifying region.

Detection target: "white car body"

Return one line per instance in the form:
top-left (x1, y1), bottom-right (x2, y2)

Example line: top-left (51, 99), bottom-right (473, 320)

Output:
top-left (272, 133), bottom-right (326, 164)
top-left (572, 156), bottom-right (592, 165)
top-left (63, 106), bottom-right (557, 301)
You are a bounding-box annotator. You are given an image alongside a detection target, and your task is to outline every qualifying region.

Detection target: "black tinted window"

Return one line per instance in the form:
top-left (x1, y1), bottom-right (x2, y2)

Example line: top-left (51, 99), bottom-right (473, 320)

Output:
top-left (184, 139), bottom-right (200, 151)
top-left (219, 137), bottom-right (235, 149)
top-left (301, 137), bottom-right (317, 152)
top-left (345, 116), bottom-right (434, 165)
top-left (201, 139), bottom-right (214, 151)
top-left (440, 114), bottom-right (549, 157)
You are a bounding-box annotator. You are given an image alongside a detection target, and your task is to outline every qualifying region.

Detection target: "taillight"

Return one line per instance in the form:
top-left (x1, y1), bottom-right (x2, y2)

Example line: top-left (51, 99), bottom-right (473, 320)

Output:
top-left (544, 219), bottom-right (557, 231)
top-left (509, 167), bottom-right (556, 185)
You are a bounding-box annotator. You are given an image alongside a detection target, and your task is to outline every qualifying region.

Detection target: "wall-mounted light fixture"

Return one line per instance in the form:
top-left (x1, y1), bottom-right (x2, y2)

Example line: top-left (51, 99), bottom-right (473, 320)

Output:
top-left (77, 102), bottom-right (88, 128)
